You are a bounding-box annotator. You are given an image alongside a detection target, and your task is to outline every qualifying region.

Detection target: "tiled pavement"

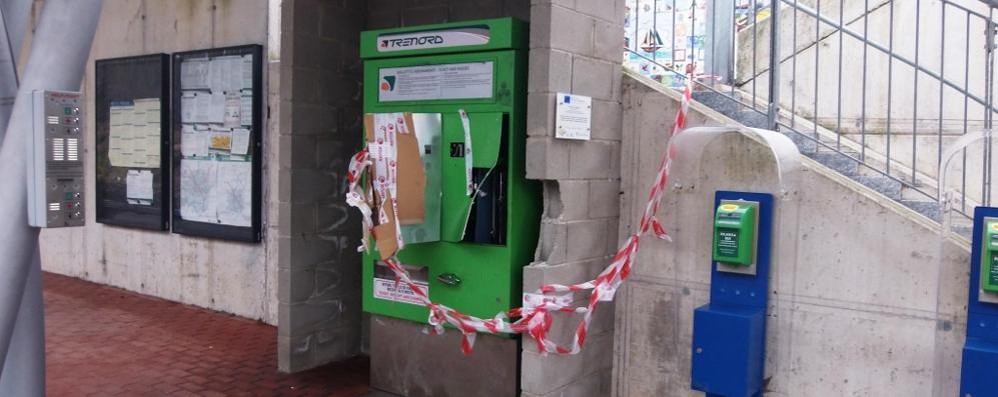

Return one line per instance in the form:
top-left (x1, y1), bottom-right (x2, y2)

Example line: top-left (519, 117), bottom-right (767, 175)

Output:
top-left (44, 272), bottom-right (370, 396)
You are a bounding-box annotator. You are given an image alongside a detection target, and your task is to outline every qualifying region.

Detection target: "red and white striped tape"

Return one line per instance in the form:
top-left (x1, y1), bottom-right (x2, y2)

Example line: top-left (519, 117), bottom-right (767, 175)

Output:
top-left (346, 78), bottom-right (693, 355)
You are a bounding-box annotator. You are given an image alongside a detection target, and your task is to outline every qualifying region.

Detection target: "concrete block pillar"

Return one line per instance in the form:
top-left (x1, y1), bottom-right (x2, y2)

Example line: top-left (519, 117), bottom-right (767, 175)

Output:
top-left (276, 0), bottom-right (366, 373)
top-left (522, 0), bottom-right (626, 396)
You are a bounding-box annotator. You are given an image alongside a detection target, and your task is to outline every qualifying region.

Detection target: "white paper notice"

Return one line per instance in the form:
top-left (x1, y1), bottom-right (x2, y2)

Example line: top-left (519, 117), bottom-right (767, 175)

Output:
top-left (181, 125), bottom-right (210, 158)
top-left (378, 62), bottom-right (494, 102)
top-left (209, 57), bottom-right (224, 93)
top-left (193, 92), bottom-right (211, 123)
top-left (180, 159), bottom-right (218, 223)
top-left (239, 93), bottom-right (253, 126)
top-left (555, 93), bottom-right (593, 140)
top-left (208, 92), bottom-right (226, 123)
top-left (126, 169), bottom-right (154, 205)
top-left (216, 161), bottom-right (252, 227)
top-left (231, 128), bottom-right (250, 155)
top-left (242, 55), bottom-right (254, 89)
top-left (226, 57), bottom-right (243, 93)
top-left (223, 92), bottom-right (241, 128)
top-left (181, 93), bottom-right (196, 122)
top-left (181, 58), bottom-right (209, 89)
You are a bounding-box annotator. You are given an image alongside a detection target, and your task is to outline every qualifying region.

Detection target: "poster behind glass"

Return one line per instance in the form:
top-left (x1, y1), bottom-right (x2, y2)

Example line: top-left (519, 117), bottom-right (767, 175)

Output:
top-left (95, 54), bottom-right (170, 230)
top-left (171, 45), bottom-right (262, 243)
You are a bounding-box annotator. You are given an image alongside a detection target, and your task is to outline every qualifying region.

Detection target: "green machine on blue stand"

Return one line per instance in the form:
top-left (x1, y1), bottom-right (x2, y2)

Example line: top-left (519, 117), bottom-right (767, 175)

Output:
top-left (359, 18), bottom-right (541, 328)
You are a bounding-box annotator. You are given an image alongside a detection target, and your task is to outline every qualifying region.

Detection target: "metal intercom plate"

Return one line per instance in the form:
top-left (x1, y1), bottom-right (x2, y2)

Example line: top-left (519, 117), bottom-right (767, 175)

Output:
top-left (27, 90), bottom-right (84, 228)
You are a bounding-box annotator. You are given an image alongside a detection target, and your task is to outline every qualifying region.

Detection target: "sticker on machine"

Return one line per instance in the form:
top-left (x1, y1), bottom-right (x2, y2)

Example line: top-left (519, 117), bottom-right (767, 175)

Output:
top-left (373, 261), bottom-right (429, 305)
top-left (378, 62), bottom-right (493, 102)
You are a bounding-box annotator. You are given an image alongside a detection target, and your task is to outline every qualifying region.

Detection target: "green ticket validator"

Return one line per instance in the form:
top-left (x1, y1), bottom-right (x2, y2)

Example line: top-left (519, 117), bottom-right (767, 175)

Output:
top-left (712, 200), bottom-right (758, 266)
top-left (981, 220), bottom-right (998, 293)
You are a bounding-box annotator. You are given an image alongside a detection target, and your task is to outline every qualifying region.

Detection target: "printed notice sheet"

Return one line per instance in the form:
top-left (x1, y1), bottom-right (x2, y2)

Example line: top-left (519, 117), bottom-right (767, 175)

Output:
top-left (125, 169), bottom-right (154, 205)
top-left (555, 93), bottom-right (593, 140)
top-left (108, 98), bottom-right (161, 168)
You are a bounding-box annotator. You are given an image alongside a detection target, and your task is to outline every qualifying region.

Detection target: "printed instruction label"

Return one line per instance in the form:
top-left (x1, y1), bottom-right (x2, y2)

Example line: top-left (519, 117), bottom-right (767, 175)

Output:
top-left (378, 62), bottom-right (494, 102)
top-left (717, 229), bottom-right (739, 257)
top-left (555, 93), bottom-right (593, 140)
top-left (373, 261), bottom-right (429, 306)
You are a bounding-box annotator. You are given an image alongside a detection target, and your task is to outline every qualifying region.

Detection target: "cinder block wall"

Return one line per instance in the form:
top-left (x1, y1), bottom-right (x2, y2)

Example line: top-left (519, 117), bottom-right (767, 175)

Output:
top-left (276, 0), bottom-right (367, 373)
top-left (36, 0), bottom-right (279, 324)
top-left (277, 0), bottom-right (535, 374)
top-left (366, 0), bottom-right (531, 29)
top-left (521, 1), bottom-right (626, 396)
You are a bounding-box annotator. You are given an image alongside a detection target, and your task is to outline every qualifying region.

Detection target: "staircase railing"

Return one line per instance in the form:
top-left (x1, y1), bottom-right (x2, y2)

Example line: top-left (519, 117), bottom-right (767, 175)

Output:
top-left (623, 0), bottom-right (998, 220)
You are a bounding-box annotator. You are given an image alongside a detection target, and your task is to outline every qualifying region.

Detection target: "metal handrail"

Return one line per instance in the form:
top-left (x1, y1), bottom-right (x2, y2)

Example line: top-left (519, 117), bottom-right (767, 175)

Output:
top-left (623, 0), bottom-right (998, 220)
top-left (782, 0), bottom-right (998, 115)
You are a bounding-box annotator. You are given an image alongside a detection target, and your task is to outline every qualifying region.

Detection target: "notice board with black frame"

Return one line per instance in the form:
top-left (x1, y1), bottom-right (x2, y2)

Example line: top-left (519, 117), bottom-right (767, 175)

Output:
top-left (95, 54), bottom-right (171, 230)
top-left (171, 45), bottom-right (262, 242)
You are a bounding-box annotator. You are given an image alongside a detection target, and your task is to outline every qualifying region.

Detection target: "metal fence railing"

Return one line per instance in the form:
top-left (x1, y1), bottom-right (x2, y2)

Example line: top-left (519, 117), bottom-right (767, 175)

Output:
top-left (623, 0), bottom-right (998, 220)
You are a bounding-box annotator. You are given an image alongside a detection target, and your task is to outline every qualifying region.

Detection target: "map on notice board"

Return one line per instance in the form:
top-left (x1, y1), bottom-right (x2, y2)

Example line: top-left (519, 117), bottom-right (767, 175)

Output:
top-left (177, 52), bottom-right (254, 227)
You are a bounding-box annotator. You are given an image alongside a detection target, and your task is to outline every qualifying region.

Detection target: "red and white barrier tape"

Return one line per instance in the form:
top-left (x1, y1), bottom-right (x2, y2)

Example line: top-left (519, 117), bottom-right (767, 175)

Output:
top-left (346, 78), bottom-right (693, 355)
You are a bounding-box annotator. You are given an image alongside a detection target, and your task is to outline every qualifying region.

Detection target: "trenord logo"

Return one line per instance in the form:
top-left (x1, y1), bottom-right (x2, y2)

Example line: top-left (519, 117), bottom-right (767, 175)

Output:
top-left (376, 27), bottom-right (490, 52)
top-left (381, 35), bottom-right (445, 49)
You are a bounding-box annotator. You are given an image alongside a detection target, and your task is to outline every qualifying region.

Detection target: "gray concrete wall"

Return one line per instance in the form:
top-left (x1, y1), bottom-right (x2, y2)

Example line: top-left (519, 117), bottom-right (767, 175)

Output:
top-left (521, 1), bottom-right (626, 396)
top-left (276, 0), bottom-right (367, 373)
top-left (613, 72), bottom-right (973, 395)
top-left (36, 0), bottom-right (279, 324)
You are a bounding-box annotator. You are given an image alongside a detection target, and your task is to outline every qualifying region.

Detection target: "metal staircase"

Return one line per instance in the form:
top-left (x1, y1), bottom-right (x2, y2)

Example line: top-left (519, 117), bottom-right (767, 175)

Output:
top-left (623, 0), bottom-right (997, 235)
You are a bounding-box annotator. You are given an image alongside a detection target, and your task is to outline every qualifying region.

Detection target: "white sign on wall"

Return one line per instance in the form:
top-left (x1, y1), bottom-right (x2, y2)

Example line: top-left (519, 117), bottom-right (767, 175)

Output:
top-left (555, 93), bottom-right (593, 140)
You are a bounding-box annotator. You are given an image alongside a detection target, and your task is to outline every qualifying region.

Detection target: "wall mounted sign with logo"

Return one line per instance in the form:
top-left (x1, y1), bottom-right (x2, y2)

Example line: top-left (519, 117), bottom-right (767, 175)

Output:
top-left (377, 27), bottom-right (490, 52)
top-left (95, 54), bottom-right (171, 231)
top-left (171, 45), bottom-right (263, 243)
top-left (555, 93), bottom-right (593, 140)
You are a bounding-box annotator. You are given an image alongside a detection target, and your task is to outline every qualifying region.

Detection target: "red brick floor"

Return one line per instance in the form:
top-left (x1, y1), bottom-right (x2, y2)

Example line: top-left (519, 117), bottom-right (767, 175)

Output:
top-left (43, 272), bottom-right (371, 396)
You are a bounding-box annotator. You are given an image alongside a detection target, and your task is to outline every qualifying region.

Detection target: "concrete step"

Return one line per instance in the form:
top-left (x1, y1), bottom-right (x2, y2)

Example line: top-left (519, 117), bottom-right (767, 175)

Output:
top-left (953, 224), bottom-right (974, 239)
top-left (784, 130), bottom-right (818, 154)
top-left (852, 175), bottom-right (903, 200)
top-left (692, 91), bottom-right (742, 116)
top-left (806, 150), bottom-right (861, 177)
top-left (900, 200), bottom-right (943, 223)
top-left (734, 110), bottom-right (769, 129)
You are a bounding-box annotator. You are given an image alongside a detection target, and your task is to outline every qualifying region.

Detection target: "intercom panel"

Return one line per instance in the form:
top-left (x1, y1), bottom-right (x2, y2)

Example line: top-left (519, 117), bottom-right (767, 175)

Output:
top-left (27, 90), bottom-right (84, 228)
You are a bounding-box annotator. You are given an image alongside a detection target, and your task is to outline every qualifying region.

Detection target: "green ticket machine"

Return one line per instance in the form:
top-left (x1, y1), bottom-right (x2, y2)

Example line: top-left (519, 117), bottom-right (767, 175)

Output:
top-left (359, 18), bottom-right (540, 327)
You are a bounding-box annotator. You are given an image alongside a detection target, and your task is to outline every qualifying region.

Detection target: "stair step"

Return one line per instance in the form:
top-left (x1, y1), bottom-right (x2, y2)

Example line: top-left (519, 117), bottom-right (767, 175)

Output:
top-left (952, 225), bottom-right (974, 239)
top-left (692, 91), bottom-right (743, 116)
top-left (900, 200), bottom-right (943, 223)
top-left (807, 151), bottom-right (861, 176)
top-left (784, 131), bottom-right (818, 154)
top-left (852, 175), bottom-right (903, 200)
top-left (733, 110), bottom-right (769, 129)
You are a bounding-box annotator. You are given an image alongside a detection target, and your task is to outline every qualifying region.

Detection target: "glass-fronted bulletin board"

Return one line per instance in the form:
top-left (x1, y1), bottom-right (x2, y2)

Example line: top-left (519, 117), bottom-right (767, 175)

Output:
top-left (171, 45), bottom-right (262, 242)
top-left (95, 54), bottom-right (171, 230)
